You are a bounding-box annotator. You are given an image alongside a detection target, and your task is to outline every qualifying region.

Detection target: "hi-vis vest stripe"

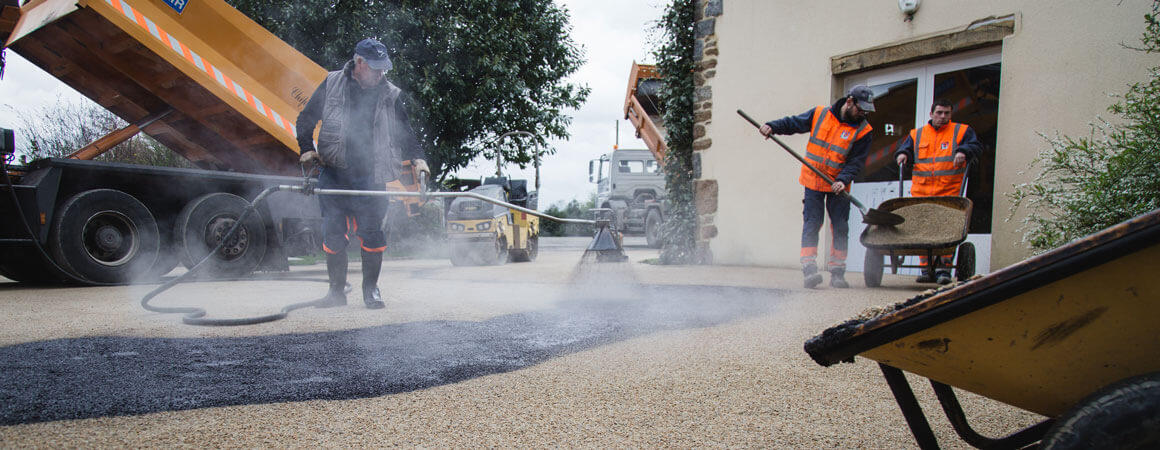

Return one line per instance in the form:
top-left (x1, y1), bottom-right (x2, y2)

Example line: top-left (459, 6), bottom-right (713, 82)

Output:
top-left (912, 123), bottom-right (966, 178)
top-left (798, 105), bottom-right (871, 192)
top-left (104, 0), bottom-right (297, 137)
top-left (808, 107), bottom-right (868, 157)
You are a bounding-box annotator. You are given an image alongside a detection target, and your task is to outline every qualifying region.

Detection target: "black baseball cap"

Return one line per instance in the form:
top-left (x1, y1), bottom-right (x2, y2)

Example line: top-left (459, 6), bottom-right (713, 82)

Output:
top-left (848, 85), bottom-right (876, 112)
top-left (354, 38), bottom-right (392, 71)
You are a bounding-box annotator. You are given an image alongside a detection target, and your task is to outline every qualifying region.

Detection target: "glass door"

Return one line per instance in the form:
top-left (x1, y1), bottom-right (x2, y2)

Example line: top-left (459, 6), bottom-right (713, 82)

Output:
top-left (840, 47), bottom-right (1001, 275)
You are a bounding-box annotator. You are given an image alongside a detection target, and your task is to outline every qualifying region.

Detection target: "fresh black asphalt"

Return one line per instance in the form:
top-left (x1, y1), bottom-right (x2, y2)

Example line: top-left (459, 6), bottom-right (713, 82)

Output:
top-left (0, 284), bottom-right (785, 425)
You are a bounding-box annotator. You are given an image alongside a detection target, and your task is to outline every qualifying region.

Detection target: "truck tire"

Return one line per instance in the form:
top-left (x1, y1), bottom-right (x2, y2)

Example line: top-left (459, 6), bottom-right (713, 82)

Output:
top-left (48, 189), bottom-right (160, 284)
top-left (176, 193), bottom-right (267, 277)
top-left (1041, 372), bottom-right (1160, 450)
top-left (863, 249), bottom-right (883, 287)
top-left (0, 259), bottom-right (66, 284)
top-left (644, 208), bottom-right (662, 248)
top-left (146, 231), bottom-right (181, 279)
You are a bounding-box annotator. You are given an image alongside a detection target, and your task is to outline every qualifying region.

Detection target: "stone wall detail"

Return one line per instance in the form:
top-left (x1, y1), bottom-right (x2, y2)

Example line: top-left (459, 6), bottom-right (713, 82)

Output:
top-left (693, 0), bottom-right (721, 264)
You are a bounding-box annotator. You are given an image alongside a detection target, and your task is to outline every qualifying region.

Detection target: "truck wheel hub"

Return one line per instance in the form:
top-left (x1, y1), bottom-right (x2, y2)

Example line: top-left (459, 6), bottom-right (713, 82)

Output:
top-left (82, 211), bottom-right (137, 266)
top-left (206, 216), bottom-right (248, 260)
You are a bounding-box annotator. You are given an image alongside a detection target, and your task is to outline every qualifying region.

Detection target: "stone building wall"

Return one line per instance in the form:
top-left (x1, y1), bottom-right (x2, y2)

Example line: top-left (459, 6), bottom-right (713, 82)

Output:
top-left (693, 0), bottom-right (721, 264)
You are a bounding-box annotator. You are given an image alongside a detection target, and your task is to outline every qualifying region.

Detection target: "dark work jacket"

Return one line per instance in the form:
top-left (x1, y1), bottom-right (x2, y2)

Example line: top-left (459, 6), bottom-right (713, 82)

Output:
top-left (763, 98), bottom-right (870, 185)
top-left (296, 60), bottom-right (423, 185)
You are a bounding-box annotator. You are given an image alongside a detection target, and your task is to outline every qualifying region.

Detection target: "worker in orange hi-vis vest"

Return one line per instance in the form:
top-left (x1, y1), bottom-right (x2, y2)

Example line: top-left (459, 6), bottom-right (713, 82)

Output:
top-left (894, 98), bottom-right (983, 285)
top-left (759, 85), bottom-right (875, 289)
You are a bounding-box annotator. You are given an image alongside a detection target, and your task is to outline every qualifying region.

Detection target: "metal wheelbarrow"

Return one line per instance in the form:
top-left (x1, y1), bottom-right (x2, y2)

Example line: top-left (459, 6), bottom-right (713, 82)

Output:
top-left (805, 208), bottom-right (1160, 449)
top-left (860, 196), bottom-right (975, 287)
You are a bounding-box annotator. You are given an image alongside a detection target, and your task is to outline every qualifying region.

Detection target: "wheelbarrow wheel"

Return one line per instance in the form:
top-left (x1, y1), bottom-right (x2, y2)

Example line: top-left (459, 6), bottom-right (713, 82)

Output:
top-left (863, 249), bottom-right (883, 287)
top-left (1040, 371), bottom-right (1160, 450)
top-left (955, 242), bottom-right (976, 281)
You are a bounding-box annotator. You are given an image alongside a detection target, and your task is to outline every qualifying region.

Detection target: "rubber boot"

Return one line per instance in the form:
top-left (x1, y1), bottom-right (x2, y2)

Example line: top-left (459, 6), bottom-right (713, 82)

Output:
top-left (315, 251), bottom-right (347, 308)
top-left (829, 268), bottom-right (850, 289)
top-left (803, 264), bottom-right (823, 289)
top-left (361, 250), bottom-right (385, 310)
top-left (935, 270), bottom-right (953, 285)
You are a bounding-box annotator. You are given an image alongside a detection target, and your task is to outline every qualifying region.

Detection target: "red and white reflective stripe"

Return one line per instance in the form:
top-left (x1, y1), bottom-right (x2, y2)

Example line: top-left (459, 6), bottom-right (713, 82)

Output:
top-left (104, 0), bottom-right (297, 137)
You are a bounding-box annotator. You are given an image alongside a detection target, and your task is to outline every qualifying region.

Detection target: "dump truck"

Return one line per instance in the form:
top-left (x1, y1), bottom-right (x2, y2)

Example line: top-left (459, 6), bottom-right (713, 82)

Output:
top-left (586, 62), bottom-right (668, 248)
top-left (0, 0), bottom-right (418, 284)
top-left (588, 148), bottom-right (665, 248)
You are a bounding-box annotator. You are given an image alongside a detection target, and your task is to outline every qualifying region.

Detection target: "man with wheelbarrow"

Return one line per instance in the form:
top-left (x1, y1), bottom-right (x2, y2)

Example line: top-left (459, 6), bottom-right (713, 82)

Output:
top-left (759, 86), bottom-right (875, 289)
top-left (894, 98), bottom-right (982, 284)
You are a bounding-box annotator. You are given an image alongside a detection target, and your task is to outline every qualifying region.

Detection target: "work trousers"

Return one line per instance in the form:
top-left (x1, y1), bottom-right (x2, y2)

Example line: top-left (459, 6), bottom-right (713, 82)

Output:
top-left (318, 167), bottom-right (388, 254)
top-left (800, 187), bottom-right (850, 271)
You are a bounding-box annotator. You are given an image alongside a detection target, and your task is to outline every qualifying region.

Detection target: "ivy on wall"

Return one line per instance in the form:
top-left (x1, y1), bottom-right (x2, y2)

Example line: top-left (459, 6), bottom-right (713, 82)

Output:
top-left (655, 0), bottom-right (696, 264)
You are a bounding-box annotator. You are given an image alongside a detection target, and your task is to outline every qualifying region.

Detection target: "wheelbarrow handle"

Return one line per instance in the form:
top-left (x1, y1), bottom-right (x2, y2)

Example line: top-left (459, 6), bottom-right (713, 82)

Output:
top-left (736, 109), bottom-right (869, 212)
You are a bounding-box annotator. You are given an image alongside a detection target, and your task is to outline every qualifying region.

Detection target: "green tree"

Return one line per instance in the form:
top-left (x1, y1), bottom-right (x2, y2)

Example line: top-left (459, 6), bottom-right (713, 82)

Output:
top-left (228, 0), bottom-right (589, 183)
top-left (1009, 2), bottom-right (1160, 252)
top-left (16, 97), bottom-right (189, 168)
top-left (654, 0), bottom-right (696, 264)
top-left (541, 192), bottom-right (596, 236)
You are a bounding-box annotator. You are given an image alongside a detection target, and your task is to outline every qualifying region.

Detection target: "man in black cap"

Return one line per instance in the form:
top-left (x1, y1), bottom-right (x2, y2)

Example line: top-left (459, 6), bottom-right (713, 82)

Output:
top-left (758, 85), bottom-right (874, 289)
top-left (297, 38), bottom-right (428, 309)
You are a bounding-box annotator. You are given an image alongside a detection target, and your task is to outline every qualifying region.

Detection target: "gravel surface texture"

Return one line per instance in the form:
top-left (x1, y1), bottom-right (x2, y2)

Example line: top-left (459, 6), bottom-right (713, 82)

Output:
top-left (0, 237), bottom-right (1042, 447)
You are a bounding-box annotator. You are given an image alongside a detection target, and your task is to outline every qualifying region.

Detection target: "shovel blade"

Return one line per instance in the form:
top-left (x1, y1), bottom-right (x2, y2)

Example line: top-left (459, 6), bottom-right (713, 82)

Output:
top-left (863, 208), bottom-right (905, 226)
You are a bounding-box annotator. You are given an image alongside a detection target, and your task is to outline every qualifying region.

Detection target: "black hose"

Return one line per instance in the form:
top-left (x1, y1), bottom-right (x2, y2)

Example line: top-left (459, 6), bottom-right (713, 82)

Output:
top-left (139, 185), bottom-right (344, 326)
top-left (3, 157), bottom-right (339, 326)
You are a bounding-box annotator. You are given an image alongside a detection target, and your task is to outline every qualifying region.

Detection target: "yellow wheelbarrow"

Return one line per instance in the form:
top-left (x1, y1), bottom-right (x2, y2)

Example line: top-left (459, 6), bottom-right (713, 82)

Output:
top-left (806, 209), bottom-right (1160, 449)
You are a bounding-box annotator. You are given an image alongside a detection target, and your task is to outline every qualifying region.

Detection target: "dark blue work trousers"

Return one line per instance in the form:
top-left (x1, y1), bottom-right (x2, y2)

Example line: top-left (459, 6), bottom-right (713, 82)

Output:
top-left (801, 187), bottom-right (850, 271)
top-left (317, 167), bottom-right (388, 254)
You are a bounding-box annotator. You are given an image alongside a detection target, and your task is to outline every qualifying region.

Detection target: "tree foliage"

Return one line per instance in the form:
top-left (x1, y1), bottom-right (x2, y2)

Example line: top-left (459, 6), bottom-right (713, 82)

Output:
top-left (541, 193), bottom-right (596, 236)
top-left (16, 97), bottom-right (189, 168)
top-left (227, 0), bottom-right (590, 183)
top-left (654, 0), bottom-right (696, 264)
top-left (1008, 2), bottom-right (1160, 252)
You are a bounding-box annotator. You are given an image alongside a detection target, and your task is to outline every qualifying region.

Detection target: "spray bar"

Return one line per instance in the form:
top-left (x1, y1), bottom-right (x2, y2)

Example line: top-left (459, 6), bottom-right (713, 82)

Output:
top-left (278, 185), bottom-right (597, 225)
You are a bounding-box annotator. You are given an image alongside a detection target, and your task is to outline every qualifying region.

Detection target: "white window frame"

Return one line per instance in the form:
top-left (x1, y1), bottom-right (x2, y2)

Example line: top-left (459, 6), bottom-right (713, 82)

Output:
top-left (844, 47), bottom-right (1001, 131)
top-left (839, 46), bottom-right (1001, 275)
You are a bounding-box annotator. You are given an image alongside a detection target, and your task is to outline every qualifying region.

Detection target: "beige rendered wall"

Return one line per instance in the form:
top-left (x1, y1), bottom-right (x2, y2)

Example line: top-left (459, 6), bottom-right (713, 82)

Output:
top-left (705, 0), bottom-right (1158, 269)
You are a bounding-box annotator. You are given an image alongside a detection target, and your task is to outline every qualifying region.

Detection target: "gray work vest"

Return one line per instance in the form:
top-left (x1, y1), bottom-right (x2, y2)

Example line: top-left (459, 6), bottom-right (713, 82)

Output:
top-left (316, 60), bottom-right (404, 183)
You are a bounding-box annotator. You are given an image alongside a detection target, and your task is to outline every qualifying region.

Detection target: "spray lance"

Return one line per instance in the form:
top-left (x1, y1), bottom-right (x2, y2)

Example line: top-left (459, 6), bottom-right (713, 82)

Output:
top-left (141, 162), bottom-right (628, 326)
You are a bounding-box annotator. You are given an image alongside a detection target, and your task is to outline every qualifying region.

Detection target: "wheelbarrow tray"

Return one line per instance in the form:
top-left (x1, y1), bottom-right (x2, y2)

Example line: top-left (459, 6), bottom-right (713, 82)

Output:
top-left (807, 208), bottom-right (1160, 419)
top-left (860, 196), bottom-right (973, 253)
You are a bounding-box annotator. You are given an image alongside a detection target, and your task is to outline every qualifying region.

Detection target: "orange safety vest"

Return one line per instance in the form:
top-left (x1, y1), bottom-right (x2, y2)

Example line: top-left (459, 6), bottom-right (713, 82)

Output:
top-left (799, 106), bottom-right (872, 192)
top-left (910, 122), bottom-right (968, 197)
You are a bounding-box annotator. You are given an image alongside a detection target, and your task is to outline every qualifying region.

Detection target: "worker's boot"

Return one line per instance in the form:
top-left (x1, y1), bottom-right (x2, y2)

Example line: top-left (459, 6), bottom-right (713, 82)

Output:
top-left (935, 270), bottom-right (953, 285)
top-left (803, 264), bottom-right (823, 289)
top-left (829, 268), bottom-right (850, 289)
top-left (315, 251), bottom-right (347, 308)
top-left (361, 250), bottom-right (385, 310)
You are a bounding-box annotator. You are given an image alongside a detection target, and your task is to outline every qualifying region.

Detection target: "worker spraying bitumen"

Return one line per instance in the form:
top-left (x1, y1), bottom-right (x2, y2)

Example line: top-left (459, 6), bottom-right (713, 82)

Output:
top-left (295, 38), bottom-right (428, 310)
top-left (137, 42), bottom-right (629, 326)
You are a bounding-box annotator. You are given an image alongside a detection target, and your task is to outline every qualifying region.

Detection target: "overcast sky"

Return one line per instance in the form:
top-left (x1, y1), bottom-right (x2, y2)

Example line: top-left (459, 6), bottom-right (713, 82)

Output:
top-left (457, 0), bottom-right (663, 209)
top-left (0, 0), bottom-right (664, 210)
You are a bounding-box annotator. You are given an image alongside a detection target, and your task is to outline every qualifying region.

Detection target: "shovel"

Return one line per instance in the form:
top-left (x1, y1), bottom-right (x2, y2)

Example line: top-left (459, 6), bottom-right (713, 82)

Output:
top-left (737, 109), bottom-right (904, 226)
